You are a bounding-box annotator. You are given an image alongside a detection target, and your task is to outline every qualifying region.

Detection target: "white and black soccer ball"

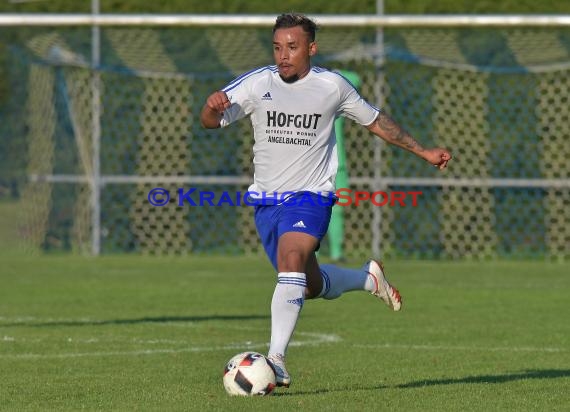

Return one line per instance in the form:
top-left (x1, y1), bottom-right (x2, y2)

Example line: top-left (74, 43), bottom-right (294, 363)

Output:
top-left (223, 351), bottom-right (276, 396)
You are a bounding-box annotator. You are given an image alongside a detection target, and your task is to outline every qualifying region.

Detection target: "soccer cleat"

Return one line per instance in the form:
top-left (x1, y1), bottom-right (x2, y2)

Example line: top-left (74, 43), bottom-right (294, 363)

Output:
top-left (366, 259), bottom-right (402, 311)
top-left (267, 353), bottom-right (291, 387)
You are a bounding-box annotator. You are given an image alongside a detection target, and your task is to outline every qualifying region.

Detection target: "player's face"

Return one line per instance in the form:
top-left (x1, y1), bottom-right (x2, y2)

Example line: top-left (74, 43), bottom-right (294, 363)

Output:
top-left (273, 26), bottom-right (316, 82)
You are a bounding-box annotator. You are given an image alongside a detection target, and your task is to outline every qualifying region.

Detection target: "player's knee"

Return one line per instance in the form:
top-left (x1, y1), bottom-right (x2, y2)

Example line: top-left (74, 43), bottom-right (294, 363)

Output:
top-left (278, 249), bottom-right (306, 272)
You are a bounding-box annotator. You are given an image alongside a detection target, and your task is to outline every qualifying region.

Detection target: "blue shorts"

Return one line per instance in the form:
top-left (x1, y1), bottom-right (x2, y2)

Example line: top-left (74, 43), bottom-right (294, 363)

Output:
top-left (254, 192), bottom-right (335, 270)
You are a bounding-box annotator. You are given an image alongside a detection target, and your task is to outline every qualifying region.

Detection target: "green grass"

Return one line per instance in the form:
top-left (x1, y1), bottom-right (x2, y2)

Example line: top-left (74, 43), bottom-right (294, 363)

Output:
top-left (1, 256), bottom-right (569, 411)
top-left (0, 200), bottom-right (23, 255)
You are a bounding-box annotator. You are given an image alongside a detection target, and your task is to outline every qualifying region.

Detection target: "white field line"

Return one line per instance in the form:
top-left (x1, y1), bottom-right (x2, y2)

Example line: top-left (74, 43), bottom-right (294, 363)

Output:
top-left (0, 331), bottom-right (341, 360)
top-left (2, 317), bottom-right (566, 358)
top-left (2, 339), bottom-right (565, 360)
top-left (354, 343), bottom-right (568, 353)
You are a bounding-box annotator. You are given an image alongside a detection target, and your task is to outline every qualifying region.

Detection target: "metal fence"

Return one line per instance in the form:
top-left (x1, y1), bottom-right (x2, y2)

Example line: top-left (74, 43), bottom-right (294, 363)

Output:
top-left (1, 15), bottom-right (569, 259)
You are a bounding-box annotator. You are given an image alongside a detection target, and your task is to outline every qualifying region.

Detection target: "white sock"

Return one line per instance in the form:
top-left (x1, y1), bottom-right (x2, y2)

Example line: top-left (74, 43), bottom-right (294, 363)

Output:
top-left (268, 272), bottom-right (306, 357)
top-left (318, 264), bottom-right (373, 300)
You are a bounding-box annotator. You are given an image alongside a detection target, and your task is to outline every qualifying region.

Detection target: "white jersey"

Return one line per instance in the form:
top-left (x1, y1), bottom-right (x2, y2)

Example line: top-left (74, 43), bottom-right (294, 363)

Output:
top-left (220, 65), bottom-right (379, 199)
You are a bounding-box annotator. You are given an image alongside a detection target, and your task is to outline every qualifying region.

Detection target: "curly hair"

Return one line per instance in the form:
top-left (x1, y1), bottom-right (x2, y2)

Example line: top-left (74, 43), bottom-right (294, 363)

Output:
top-left (273, 13), bottom-right (318, 42)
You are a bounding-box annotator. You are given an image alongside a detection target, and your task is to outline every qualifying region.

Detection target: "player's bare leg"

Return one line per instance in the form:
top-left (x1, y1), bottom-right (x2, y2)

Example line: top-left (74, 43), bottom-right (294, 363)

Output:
top-left (303, 251), bottom-right (324, 298)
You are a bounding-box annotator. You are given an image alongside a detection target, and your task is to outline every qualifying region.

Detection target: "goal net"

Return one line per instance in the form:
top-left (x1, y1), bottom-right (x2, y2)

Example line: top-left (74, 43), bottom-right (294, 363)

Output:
top-left (2, 21), bottom-right (569, 259)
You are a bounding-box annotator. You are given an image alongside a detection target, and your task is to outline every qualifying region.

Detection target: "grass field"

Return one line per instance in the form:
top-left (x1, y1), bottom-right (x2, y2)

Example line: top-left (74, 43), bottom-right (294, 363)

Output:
top-left (1, 255), bottom-right (569, 411)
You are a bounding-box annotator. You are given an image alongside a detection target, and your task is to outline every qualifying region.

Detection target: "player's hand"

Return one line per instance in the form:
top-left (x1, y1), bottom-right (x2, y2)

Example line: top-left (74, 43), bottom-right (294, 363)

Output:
top-left (422, 148), bottom-right (452, 170)
top-left (205, 91), bottom-right (232, 114)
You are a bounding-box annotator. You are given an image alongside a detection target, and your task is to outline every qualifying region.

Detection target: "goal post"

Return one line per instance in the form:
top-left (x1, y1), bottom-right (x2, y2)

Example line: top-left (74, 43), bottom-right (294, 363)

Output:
top-left (1, 13), bottom-right (569, 260)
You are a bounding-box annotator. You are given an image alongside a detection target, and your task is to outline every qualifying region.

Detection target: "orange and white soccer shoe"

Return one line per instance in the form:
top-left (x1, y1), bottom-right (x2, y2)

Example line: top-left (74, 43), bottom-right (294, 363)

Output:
top-left (366, 259), bottom-right (402, 311)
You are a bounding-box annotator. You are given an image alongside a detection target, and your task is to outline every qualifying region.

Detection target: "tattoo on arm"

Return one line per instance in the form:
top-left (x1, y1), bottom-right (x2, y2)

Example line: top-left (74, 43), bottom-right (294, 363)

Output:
top-left (376, 112), bottom-right (424, 152)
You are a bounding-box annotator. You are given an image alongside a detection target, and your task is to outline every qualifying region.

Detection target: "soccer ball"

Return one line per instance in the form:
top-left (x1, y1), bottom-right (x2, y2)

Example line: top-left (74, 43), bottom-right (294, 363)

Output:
top-left (223, 351), bottom-right (276, 396)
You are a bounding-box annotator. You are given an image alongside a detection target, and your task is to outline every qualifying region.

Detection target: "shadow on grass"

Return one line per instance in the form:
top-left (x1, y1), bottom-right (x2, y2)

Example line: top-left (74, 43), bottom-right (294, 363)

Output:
top-left (1, 314), bottom-right (269, 327)
top-left (397, 369), bottom-right (570, 388)
top-left (273, 383), bottom-right (390, 397)
top-left (274, 369), bottom-right (570, 396)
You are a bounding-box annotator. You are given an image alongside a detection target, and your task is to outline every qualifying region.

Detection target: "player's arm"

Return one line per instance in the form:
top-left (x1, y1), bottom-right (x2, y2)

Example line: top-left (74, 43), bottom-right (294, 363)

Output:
top-left (200, 91), bottom-right (232, 129)
top-left (366, 111), bottom-right (452, 170)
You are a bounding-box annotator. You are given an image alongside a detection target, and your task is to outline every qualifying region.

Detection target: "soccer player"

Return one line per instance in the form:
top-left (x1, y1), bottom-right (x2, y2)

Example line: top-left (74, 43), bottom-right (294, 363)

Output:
top-left (200, 13), bottom-right (452, 387)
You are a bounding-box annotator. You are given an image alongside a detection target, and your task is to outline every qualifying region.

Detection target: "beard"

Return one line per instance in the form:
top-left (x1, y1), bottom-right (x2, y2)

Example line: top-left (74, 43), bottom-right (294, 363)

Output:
top-left (280, 73), bottom-right (300, 83)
